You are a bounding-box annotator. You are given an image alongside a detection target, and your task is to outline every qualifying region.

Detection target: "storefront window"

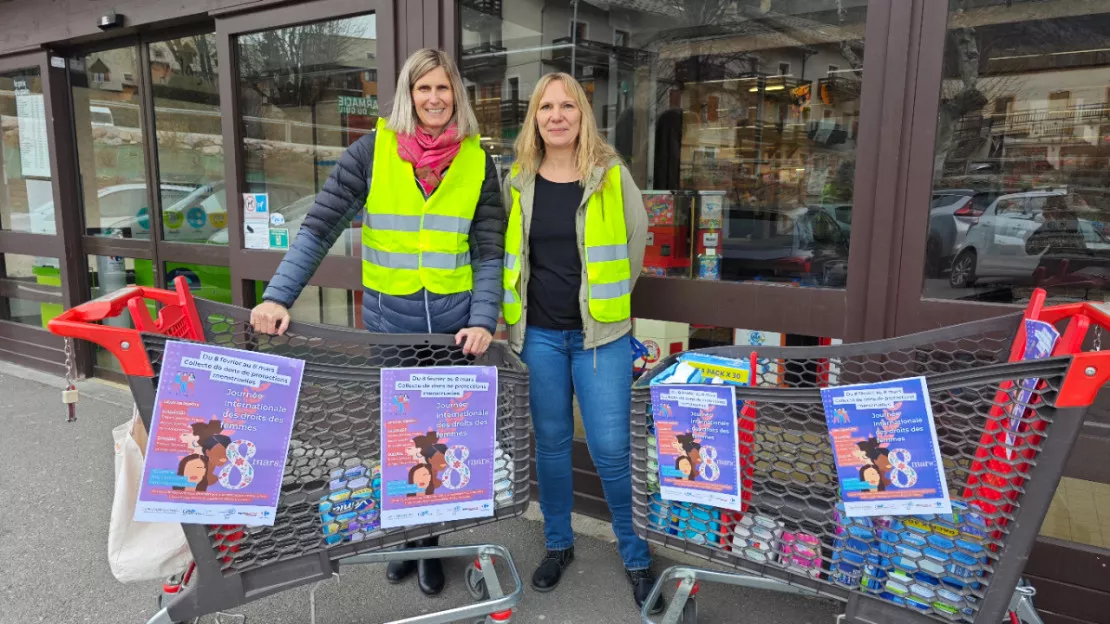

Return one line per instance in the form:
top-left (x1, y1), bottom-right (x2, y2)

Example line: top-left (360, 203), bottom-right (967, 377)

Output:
top-left (460, 0), bottom-right (868, 287)
top-left (73, 47), bottom-right (171, 240)
top-left (1, 253), bottom-right (61, 327)
top-left (259, 281), bottom-right (358, 328)
top-left (924, 0), bottom-right (1110, 305)
top-left (151, 34), bottom-right (226, 245)
top-left (237, 15), bottom-right (378, 255)
top-left (164, 261), bottom-right (233, 304)
top-left (1, 67), bottom-right (55, 234)
top-left (88, 255), bottom-right (154, 371)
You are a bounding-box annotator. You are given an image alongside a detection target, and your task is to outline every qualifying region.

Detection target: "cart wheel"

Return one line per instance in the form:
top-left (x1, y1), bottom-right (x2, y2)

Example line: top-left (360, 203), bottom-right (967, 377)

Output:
top-left (678, 596), bottom-right (697, 624)
top-left (465, 563), bottom-right (490, 600)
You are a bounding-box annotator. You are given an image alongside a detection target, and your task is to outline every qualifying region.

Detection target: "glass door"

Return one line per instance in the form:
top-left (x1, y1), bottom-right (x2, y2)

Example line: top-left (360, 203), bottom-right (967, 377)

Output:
top-left (223, 1), bottom-right (393, 328)
top-left (0, 52), bottom-right (70, 371)
top-left (65, 30), bottom-right (227, 375)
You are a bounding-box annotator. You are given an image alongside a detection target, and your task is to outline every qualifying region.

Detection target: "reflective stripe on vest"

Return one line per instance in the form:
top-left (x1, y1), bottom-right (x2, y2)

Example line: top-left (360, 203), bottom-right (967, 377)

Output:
top-left (502, 164), bottom-right (630, 325)
top-left (362, 118), bottom-right (484, 296)
top-left (502, 173), bottom-right (524, 323)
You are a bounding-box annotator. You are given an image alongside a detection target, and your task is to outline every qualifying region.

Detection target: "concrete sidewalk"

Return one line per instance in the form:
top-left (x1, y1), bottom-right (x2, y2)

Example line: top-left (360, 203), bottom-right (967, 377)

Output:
top-left (0, 362), bottom-right (840, 624)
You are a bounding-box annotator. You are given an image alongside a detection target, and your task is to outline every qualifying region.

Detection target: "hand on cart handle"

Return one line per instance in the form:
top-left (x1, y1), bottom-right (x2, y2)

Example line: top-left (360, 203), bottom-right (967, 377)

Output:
top-left (456, 327), bottom-right (493, 357)
top-left (250, 301), bottom-right (291, 336)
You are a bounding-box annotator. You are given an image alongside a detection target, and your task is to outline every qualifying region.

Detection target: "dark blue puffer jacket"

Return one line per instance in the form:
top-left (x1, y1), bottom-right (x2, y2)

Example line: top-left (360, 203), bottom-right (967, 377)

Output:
top-left (261, 129), bottom-right (505, 335)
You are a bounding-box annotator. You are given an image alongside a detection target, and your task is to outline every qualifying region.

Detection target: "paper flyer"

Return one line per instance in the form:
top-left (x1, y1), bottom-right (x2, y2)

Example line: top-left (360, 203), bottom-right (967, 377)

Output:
top-left (650, 384), bottom-right (743, 511)
top-left (243, 193), bottom-right (270, 249)
top-left (822, 377), bottom-right (952, 518)
top-left (135, 341), bottom-right (304, 525)
top-left (1004, 319), bottom-right (1060, 458)
top-left (380, 367), bottom-right (497, 528)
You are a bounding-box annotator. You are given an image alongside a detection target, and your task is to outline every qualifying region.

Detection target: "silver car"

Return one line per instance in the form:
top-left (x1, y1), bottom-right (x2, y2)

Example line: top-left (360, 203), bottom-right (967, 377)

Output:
top-left (948, 190), bottom-right (1106, 287)
top-left (926, 189), bottom-right (1006, 277)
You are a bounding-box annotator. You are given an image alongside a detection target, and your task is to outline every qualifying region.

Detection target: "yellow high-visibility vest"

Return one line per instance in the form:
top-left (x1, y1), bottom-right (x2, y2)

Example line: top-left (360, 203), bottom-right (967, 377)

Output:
top-left (503, 164), bottom-right (630, 324)
top-left (362, 118), bottom-right (485, 296)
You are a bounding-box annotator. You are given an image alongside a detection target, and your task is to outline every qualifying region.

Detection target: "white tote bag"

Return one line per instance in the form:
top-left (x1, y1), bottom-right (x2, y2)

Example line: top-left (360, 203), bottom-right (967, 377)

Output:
top-left (108, 406), bottom-right (192, 583)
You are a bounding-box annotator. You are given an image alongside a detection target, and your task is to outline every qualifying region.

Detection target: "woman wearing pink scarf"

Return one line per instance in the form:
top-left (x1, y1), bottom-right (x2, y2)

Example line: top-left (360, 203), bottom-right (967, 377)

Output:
top-left (251, 49), bottom-right (505, 595)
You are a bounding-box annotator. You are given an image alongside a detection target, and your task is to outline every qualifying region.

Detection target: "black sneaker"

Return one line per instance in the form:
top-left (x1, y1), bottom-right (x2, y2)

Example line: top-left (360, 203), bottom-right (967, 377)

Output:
top-left (626, 568), bottom-right (665, 615)
top-left (530, 547), bottom-right (574, 592)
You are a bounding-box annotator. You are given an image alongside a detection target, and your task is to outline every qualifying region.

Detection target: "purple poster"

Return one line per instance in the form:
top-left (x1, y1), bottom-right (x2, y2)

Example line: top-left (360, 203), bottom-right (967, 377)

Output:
top-left (380, 367), bottom-right (497, 528)
top-left (134, 340), bottom-right (304, 526)
top-left (651, 385), bottom-right (743, 511)
top-left (1005, 319), bottom-right (1060, 458)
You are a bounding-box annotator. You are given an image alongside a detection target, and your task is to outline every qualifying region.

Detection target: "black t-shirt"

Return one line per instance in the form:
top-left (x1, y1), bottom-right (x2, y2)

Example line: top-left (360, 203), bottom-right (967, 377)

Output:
top-left (527, 175), bottom-right (586, 330)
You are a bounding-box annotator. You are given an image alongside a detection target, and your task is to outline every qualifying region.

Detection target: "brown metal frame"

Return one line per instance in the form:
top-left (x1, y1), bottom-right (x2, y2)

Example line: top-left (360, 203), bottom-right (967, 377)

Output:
top-left (217, 0), bottom-right (396, 307)
top-left (887, 0), bottom-right (1017, 336)
top-left (0, 51), bottom-right (69, 374)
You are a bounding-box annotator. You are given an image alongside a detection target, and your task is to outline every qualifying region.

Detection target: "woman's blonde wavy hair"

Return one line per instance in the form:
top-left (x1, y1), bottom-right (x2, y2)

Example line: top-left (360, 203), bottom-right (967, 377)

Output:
top-left (514, 72), bottom-right (618, 181)
top-left (388, 48), bottom-right (479, 138)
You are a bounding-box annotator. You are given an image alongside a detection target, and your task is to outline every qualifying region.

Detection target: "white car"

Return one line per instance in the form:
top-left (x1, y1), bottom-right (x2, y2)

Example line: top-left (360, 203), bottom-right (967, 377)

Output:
top-left (949, 190), bottom-right (1108, 287)
top-left (29, 183), bottom-right (195, 237)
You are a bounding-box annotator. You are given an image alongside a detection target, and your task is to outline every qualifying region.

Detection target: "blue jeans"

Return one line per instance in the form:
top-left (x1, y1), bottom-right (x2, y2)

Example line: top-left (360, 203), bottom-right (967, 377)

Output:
top-left (520, 325), bottom-right (652, 570)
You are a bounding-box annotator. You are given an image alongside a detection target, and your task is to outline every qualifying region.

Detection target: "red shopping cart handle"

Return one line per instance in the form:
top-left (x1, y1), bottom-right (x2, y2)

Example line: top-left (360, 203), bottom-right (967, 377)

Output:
top-left (1041, 300), bottom-right (1110, 408)
top-left (48, 276), bottom-right (204, 377)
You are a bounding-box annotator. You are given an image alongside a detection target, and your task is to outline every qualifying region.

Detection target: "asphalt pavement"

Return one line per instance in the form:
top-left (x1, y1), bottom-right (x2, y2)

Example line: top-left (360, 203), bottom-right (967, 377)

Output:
top-left (0, 361), bottom-right (840, 624)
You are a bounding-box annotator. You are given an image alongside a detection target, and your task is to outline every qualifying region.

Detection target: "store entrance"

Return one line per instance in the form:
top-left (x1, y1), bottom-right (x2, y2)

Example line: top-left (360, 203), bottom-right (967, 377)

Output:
top-left (60, 28), bottom-right (228, 378)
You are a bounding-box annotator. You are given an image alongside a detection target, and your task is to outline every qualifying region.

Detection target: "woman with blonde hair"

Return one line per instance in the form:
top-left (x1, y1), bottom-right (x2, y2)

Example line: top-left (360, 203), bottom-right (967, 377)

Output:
top-left (501, 72), bottom-right (659, 613)
top-left (250, 48), bottom-right (505, 596)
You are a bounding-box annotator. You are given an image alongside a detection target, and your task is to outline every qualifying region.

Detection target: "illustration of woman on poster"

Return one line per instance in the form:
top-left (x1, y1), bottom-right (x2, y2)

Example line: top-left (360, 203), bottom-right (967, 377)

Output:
top-left (858, 437), bottom-right (892, 490)
top-left (407, 463), bottom-right (434, 496)
top-left (859, 464), bottom-right (885, 492)
top-left (671, 432), bottom-right (702, 481)
top-left (413, 431), bottom-right (449, 491)
top-left (174, 454), bottom-right (211, 492)
top-left (201, 433), bottom-right (232, 487)
top-left (182, 419), bottom-right (222, 454)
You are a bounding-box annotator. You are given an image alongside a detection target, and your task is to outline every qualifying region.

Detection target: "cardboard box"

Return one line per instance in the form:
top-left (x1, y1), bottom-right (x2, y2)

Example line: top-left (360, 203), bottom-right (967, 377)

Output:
top-left (634, 319), bottom-right (690, 369)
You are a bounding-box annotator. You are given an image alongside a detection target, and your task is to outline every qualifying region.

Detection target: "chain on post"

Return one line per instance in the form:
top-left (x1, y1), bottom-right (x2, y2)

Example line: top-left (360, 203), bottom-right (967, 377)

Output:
top-left (62, 336), bottom-right (79, 422)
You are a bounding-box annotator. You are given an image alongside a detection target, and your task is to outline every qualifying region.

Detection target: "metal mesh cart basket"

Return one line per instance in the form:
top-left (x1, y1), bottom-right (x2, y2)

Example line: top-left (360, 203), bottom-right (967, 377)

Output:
top-left (49, 278), bottom-right (532, 624)
top-left (629, 291), bottom-right (1110, 624)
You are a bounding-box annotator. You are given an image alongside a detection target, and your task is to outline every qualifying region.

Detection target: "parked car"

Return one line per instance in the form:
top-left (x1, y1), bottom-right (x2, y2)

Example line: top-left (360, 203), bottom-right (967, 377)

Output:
top-left (925, 189), bottom-right (1010, 277)
top-left (721, 206), bottom-right (849, 286)
top-left (812, 202), bottom-right (853, 237)
top-left (29, 183), bottom-right (196, 237)
top-left (949, 190), bottom-right (1110, 287)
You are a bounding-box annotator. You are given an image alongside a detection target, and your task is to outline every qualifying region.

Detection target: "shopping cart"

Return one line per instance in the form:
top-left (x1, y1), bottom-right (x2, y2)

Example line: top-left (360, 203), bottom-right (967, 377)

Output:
top-left (48, 277), bottom-right (532, 624)
top-left (629, 289), bottom-right (1110, 624)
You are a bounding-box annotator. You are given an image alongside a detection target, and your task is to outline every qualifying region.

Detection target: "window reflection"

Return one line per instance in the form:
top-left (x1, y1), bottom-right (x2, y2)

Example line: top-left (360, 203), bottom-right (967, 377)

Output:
top-left (237, 15), bottom-right (378, 254)
top-left (460, 0), bottom-right (868, 286)
top-left (72, 47), bottom-right (160, 240)
top-left (260, 280), bottom-right (358, 327)
top-left (1, 252), bottom-right (61, 327)
top-left (925, 0), bottom-right (1110, 304)
top-left (151, 34), bottom-right (226, 245)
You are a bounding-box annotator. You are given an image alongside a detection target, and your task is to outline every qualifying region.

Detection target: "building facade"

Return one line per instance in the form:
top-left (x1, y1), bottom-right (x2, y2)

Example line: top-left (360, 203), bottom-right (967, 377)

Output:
top-left (1, 1), bottom-right (1109, 620)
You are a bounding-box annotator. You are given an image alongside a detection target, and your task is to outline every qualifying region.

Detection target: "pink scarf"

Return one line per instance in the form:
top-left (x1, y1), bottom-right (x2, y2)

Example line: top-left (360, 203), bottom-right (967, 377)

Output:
top-left (396, 123), bottom-right (462, 195)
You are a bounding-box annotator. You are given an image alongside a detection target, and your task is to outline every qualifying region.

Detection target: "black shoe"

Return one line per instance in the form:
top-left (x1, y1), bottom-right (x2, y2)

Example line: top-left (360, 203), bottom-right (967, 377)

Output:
top-left (414, 536), bottom-right (444, 595)
top-left (418, 557), bottom-right (445, 595)
top-left (627, 568), bottom-right (665, 615)
top-left (530, 547), bottom-right (574, 593)
top-left (386, 540), bottom-right (418, 584)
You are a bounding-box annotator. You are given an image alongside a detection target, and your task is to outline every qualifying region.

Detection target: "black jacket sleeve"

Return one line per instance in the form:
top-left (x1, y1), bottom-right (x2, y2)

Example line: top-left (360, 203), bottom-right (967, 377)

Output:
top-left (466, 154), bottom-right (506, 333)
top-left (262, 132), bottom-right (375, 307)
